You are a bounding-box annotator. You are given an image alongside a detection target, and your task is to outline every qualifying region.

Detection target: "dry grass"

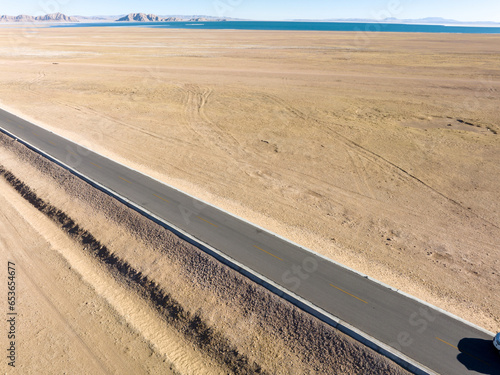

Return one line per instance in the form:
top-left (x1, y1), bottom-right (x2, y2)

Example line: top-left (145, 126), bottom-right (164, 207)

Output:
top-left (0, 26), bottom-right (499, 336)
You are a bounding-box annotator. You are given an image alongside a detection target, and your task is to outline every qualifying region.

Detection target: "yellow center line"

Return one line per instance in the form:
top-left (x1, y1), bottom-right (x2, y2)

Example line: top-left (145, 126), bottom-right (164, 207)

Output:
top-left (89, 161), bottom-right (102, 169)
top-left (436, 337), bottom-right (459, 350)
top-left (17, 125), bottom-right (24, 129)
top-left (32, 132), bottom-right (39, 137)
top-left (153, 193), bottom-right (170, 203)
top-left (254, 245), bottom-right (283, 261)
top-left (119, 176), bottom-right (131, 184)
top-left (68, 150), bottom-right (77, 156)
top-left (197, 216), bottom-right (218, 228)
top-left (48, 141), bottom-right (56, 146)
top-left (330, 284), bottom-right (368, 304)
top-left (435, 337), bottom-right (492, 366)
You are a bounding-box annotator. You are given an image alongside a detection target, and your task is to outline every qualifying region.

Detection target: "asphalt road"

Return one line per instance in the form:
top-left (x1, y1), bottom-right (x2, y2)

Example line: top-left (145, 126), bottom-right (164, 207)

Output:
top-left (0, 108), bottom-right (498, 375)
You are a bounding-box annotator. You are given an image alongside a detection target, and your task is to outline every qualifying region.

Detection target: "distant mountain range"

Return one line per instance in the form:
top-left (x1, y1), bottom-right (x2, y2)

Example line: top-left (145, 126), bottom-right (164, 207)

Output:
top-left (0, 12), bottom-right (79, 22)
top-left (291, 16), bottom-right (500, 26)
top-left (0, 12), bottom-right (235, 23)
top-left (72, 15), bottom-right (119, 22)
top-left (394, 17), bottom-right (500, 25)
top-left (115, 13), bottom-right (231, 22)
top-left (117, 13), bottom-right (177, 22)
top-left (0, 13), bottom-right (497, 25)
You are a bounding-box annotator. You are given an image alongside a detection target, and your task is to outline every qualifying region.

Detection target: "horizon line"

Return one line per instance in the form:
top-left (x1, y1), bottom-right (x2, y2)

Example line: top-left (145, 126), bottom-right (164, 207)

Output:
top-left (0, 12), bottom-right (499, 24)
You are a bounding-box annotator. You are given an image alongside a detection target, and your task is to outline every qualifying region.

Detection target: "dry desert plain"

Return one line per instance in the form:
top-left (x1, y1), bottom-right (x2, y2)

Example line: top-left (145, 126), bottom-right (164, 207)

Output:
top-left (0, 26), bottom-right (499, 373)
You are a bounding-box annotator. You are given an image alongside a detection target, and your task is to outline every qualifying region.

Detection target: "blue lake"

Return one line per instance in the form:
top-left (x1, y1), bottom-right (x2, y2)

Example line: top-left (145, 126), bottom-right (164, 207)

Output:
top-left (52, 21), bottom-right (500, 34)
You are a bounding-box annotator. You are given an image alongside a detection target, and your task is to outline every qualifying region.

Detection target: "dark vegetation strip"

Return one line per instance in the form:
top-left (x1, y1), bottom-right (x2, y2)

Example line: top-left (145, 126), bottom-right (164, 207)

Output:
top-left (0, 165), bottom-right (266, 375)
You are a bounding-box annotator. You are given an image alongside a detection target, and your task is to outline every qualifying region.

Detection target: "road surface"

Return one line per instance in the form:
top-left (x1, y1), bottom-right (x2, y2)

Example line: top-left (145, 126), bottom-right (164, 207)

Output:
top-left (0, 108), bottom-right (498, 375)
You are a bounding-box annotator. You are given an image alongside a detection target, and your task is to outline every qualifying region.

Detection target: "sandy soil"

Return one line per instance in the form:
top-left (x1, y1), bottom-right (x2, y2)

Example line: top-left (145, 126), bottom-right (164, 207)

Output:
top-left (0, 25), bottom-right (498, 345)
top-left (0, 169), bottom-right (179, 374)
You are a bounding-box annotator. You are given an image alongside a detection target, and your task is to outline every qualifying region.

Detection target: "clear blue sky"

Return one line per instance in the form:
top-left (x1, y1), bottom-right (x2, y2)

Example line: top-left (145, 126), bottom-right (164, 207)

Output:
top-left (3, 0), bottom-right (500, 22)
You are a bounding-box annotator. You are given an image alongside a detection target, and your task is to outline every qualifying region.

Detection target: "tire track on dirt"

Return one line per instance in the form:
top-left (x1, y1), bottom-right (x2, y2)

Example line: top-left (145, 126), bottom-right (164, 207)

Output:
top-left (346, 148), bottom-right (376, 200)
top-left (0, 191), bottom-right (113, 375)
top-left (180, 83), bottom-right (245, 157)
top-left (54, 100), bottom-right (171, 142)
top-left (262, 92), bottom-right (500, 230)
top-left (336, 132), bottom-right (500, 230)
top-left (19, 71), bottom-right (176, 143)
top-left (26, 70), bottom-right (46, 94)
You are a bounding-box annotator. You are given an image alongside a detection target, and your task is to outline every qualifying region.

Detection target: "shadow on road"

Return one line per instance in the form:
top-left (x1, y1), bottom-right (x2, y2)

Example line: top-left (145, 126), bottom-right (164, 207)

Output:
top-left (457, 337), bottom-right (500, 375)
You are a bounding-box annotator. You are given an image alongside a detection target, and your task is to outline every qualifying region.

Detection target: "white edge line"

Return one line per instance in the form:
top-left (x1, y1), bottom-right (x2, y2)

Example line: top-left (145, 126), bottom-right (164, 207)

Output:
top-left (0, 112), bottom-right (494, 369)
top-left (0, 125), bottom-right (436, 375)
top-left (1, 109), bottom-right (491, 338)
